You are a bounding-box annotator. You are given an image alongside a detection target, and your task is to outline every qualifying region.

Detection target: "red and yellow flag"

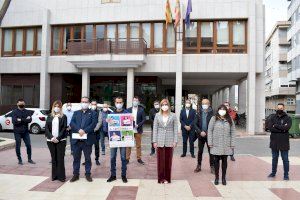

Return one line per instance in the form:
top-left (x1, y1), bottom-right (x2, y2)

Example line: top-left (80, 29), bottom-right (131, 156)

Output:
top-left (174, 0), bottom-right (181, 28)
top-left (165, 0), bottom-right (173, 28)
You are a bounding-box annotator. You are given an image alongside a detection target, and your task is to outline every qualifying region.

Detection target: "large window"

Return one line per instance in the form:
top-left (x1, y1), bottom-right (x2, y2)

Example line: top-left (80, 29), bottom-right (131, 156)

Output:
top-left (2, 27), bottom-right (42, 57)
top-left (154, 23), bottom-right (163, 50)
top-left (142, 23), bottom-right (151, 49)
top-left (183, 20), bottom-right (247, 54)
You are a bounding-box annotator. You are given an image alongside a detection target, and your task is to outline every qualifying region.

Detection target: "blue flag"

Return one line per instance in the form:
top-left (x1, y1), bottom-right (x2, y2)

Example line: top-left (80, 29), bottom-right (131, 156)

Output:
top-left (185, 0), bottom-right (192, 27)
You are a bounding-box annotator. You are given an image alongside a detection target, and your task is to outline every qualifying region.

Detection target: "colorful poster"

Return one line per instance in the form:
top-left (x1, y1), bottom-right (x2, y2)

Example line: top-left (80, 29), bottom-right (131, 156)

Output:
top-left (107, 113), bottom-right (135, 148)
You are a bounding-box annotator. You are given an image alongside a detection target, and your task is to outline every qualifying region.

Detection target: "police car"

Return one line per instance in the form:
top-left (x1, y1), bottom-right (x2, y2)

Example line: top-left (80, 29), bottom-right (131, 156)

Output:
top-left (0, 108), bottom-right (50, 134)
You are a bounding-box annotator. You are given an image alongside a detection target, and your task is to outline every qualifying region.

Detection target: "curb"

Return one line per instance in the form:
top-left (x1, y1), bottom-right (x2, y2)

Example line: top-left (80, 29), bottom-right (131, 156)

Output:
top-left (0, 137), bottom-right (15, 152)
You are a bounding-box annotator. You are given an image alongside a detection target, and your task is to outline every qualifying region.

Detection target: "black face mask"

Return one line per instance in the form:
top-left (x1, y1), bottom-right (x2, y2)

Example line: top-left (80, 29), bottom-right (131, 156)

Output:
top-left (18, 104), bottom-right (25, 109)
top-left (276, 110), bottom-right (284, 115)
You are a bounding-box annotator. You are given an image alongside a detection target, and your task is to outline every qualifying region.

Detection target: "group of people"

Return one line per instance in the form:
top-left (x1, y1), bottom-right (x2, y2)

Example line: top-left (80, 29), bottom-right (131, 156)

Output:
top-left (10, 97), bottom-right (292, 185)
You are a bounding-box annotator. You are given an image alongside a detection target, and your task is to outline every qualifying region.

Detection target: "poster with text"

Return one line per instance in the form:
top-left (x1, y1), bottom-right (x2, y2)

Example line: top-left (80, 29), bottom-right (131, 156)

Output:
top-left (107, 113), bottom-right (135, 148)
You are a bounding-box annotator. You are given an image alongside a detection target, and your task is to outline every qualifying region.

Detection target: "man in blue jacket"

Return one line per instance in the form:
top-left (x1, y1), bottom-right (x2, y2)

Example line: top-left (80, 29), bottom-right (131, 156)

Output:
top-left (11, 99), bottom-right (35, 165)
top-left (70, 97), bottom-right (97, 182)
top-left (180, 99), bottom-right (196, 158)
top-left (126, 96), bottom-right (146, 165)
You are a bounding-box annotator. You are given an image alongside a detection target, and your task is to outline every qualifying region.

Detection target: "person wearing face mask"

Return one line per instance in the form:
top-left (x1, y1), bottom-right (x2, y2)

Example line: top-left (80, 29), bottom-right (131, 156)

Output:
top-left (64, 102), bottom-right (74, 155)
top-left (180, 99), bottom-right (196, 158)
top-left (45, 100), bottom-right (67, 182)
top-left (153, 99), bottom-right (178, 184)
top-left (83, 100), bottom-right (102, 166)
top-left (267, 103), bottom-right (292, 181)
top-left (193, 98), bottom-right (214, 174)
top-left (207, 105), bottom-right (235, 186)
top-left (98, 103), bottom-right (111, 155)
top-left (69, 97), bottom-right (98, 183)
top-left (11, 99), bottom-right (36, 165)
top-left (107, 96), bottom-right (129, 183)
top-left (126, 96), bottom-right (146, 165)
top-left (149, 100), bottom-right (160, 156)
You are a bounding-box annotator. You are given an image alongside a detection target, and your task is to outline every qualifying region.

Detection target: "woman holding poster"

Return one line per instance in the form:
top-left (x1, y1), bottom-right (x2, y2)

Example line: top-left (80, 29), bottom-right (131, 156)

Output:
top-left (153, 99), bottom-right (178, 184)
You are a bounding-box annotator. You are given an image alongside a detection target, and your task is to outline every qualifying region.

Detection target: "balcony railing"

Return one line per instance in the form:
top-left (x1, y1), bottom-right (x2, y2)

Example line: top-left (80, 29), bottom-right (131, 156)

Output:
top-left (67, 38), bottom-right (147, 56)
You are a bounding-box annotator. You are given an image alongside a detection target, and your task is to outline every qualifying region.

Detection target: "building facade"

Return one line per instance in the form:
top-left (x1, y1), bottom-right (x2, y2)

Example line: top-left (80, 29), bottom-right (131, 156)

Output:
top-left (265, 21), bottom-right (295, 116)
top-left (0, 0), bottom-right (265, 134)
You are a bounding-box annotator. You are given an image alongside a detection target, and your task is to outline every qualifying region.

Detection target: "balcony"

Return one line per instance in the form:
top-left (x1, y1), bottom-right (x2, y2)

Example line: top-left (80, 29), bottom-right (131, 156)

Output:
top-left (279, 53), bottom-right (287, 62)
top-left (65, 38), bottom-right (147, 69)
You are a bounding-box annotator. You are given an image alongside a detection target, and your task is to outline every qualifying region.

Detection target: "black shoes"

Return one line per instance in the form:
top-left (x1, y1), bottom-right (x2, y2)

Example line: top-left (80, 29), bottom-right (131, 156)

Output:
top-left (107, 176), bottom-right (117, 182)
top-left (230, 155), bottom-right (236, 161)
top-left (284, 176), bottom-right (289, 181)
top-left (137, 159), bottom-right (145, 165)
top-left (268, 173), bottom-right (276, 178)
top-left (150, 151), bottom-right (155, 156)
top-left (194, 165), bottom-right (201, 173)
top-left (70, 175), bottom-right (79, 182)
top-left (191, 154), bottom-right (196, 158)
top-left (95, 160), bottom-right (101, 166)
top-left (18, 160), bottom-right (23, 165)
top-left (180, 154), bottom-right (186, 157)
top-left (214, 179), bottom-right (219, 185)
top-left (122, 176), bottom-right (128, 183)
top-left (222, 178), bottom-right (227, 185)
top-left (28, 160), bottom-right (36, 164)
top-left (86, 175), bottom-right (93, 182)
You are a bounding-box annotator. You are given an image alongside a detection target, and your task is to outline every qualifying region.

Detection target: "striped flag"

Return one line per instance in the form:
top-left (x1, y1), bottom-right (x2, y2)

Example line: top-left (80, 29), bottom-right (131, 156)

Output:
top-left (174, 0), bottom-right (181, 28)
top-left (165, 0), bottom-right (173, 28)
top-left (185, 0), bottom-right (192, 28)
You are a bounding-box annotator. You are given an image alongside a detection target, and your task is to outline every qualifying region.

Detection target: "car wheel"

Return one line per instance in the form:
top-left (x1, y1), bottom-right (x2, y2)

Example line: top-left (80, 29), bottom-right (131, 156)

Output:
top-left (0, 124), bottom-right (2, 132)
top-left (30, 124), bottom-right (41, 134)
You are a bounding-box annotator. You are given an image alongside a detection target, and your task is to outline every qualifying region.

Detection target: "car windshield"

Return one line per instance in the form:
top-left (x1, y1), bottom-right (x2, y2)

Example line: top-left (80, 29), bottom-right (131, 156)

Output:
top-left (40, 110), bottom-right (50, 115)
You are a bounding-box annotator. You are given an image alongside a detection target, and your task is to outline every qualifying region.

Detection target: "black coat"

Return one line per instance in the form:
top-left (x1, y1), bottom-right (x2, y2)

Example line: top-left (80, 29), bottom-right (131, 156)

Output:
top-left (194, 108), bottom-right (214, 138)
top-left (268, 112), bottom-right (292, 151)
top-left (149, 108), bottom-right (159, 129)
top-left (180, 109), bottom-right (196, 133)
top-left (11, 108), bottom-right (33, 134)
top-left (127, 106), bottom-right (146, 133)
top-left (45, 115), bottom-right (68, 141)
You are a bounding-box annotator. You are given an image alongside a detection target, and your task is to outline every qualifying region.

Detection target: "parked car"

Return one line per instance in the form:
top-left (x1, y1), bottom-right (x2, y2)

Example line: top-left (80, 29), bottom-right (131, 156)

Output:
top-left (0, 108), bottom-right (50, 134)
top-left (62, 103), bottom-right (115, 113)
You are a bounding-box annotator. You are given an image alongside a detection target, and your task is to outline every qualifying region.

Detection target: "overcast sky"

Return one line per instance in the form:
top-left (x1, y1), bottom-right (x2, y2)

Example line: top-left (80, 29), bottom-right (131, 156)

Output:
top-left (264, 0), bottom-right (290, 38)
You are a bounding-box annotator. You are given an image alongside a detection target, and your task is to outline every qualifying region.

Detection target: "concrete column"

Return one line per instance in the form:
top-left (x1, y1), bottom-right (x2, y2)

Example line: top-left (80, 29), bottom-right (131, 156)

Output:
top-left (238, 80), bottom-right (247, 114)
top-left (0, 74), bottom-right (2, 105)
top-left (255, 73), bottom-right (265, 133)
top-left (229, 85), bottom-right (236, 106)
top-left (126, 68), bottom-right (134, 108)
top-left (39, 9), bottom-right (51, 109)
top-left (219, 90), bottom-right (224, 106)
top-left (247, 72), bottom-right (256, 134)
top-left (81, 68), bottom-right (90, 97)
top-left (296, 81), bottom-right (300, 114)
top-left (175, 40), bottom-right (183, 121)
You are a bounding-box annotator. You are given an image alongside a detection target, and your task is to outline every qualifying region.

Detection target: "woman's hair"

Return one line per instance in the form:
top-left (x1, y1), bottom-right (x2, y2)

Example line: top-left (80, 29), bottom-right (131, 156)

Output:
top-left (215, 104), bottom-right (233, 126)
top-left (159, 98), bottom-right (171, 114)
top-left (51, 100), bottom-right (63, 117)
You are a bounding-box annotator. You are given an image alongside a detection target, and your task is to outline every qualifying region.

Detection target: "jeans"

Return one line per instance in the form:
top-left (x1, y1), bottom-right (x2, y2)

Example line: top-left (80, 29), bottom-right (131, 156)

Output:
top-left (182, 131), bottom-right (194, 155)
top-left (110, 147), bottom-right (127, 177)
top-left (73, 141), bottom-right (92, 176)
top-left (14, 131), bottom-right (32, 161)
top-left (272, 149), bottom-right (289, 177)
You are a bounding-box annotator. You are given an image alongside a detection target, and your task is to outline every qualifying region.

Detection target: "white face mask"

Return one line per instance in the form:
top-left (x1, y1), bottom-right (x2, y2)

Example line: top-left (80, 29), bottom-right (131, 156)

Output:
top-left (185, 103), bottom-right (191, 108)
top-left (115, 103), bottom-right (123, 110)
top-left (54, 107), bottom-right (60, 113)
top-left (103, 108), bottom-right (108, 112)
top-left (154, 104), bottom-right (160, 109)
top-left (81, 103), bottom-right (89, 110)
top-left (218, 110), bottom-right (227, 117)
top-left (133, 101), bottom-right (139, 107)
top-left (67, 106), bottom-right (72, 111)
top-left (161, 105), bottom-right (169, 112)
top-left (91, 105), bottom-right (97, 110)
top-left (202, 105), bottom-right (209, 110)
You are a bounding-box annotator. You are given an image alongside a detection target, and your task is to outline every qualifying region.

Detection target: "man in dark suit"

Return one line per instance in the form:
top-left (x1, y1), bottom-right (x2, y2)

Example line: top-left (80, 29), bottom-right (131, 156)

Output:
top-left (194, 98), bottom-right (214, 173)
top-left (149, 100), bottom-right (160, 155)
top-left (70, 97), bottom-right (98, 182)
top-left (126, 96), bottom-right (146, 165)
top-left (180, 99), bottom-right (196, 158)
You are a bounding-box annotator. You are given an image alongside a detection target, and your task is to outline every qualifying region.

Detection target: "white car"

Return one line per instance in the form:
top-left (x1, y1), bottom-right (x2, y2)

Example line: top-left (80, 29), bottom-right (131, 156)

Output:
top-left (0, 108), bottom-right (50, 134)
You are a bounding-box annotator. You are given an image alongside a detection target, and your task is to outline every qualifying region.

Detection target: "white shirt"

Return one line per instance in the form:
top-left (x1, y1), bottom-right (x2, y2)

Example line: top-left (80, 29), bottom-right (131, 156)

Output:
top-left (163, 115), bottom-right (169, 126)
top-left (52, 116), bottom-right (59, 138)
top-left (132, 107), bottom-right (138, 133)
top-left (186, 109), bottom-right (190, 118)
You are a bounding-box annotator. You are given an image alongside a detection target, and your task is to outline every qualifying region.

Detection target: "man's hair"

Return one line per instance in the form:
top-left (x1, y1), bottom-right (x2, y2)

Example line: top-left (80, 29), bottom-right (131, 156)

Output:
top-left (91, 99), bottom-right (97, 103)
top-left (115, 96), bottom-right (123, 102)
top-left (154, 100), bottom-right (160, 104)
top-left (133, 96), bottom-right (139, 100)
top-left (278, 103), bottom-right (285, 107)
top-left (81, 96), bottom-right (90, 101)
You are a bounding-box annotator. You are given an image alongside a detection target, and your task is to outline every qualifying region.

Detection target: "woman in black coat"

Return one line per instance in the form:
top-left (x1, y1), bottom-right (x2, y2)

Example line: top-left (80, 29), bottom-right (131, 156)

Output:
top-left (45, 100), bottom-right (67, 182)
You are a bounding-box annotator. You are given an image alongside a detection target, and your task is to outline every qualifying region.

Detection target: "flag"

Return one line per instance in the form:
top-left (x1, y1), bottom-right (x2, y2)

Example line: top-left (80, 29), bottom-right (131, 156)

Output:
top-left (165, 0), bottom-right (173, 28)
top-left (185, 0), bottom-right (192, 28)
top-left (174, 0), bottom-right (181, 28)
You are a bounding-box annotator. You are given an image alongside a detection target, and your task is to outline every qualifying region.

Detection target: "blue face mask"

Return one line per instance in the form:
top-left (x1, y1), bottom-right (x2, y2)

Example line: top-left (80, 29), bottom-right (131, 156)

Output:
top-left (133, 101), bottom-right (139, 107)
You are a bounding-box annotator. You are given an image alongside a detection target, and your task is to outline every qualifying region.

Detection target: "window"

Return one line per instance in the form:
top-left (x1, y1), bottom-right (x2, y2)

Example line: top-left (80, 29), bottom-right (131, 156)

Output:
top-left (52, 27), bottom-right (60, 52)
top-left (233, 21), bottom-right (246, 45)
top-left (107, 24), bottom-right (116, 40)
top-left (2, 27), bottom-right (42, 57)
top-left (166, 24), bottom-right (176, 50)
top-left (287, 98), bottom-right (295, 105)
top-left (154, 23), bottom-right (163, 49)
top-left (96, 25), bottom-right (105, 39)
top-left (185, 22), bottom-right (198, 50)
top-left (118, 24), bottom-right (127, 40)
top-left (201, 22), bottom-right (213, 47)
top-left (130, 23), bottom-right (140, 41)
top-left (217, 21), bottom-right (229, 47)
top-left (142, 23), bottom-right (151, 49)
top-left (85, 25), bottom-right (94, 41)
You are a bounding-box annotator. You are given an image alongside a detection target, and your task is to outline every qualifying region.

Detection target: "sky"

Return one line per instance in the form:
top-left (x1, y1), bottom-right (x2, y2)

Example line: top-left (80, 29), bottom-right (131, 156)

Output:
top-left (264, 0), bottom-right (290, 38)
